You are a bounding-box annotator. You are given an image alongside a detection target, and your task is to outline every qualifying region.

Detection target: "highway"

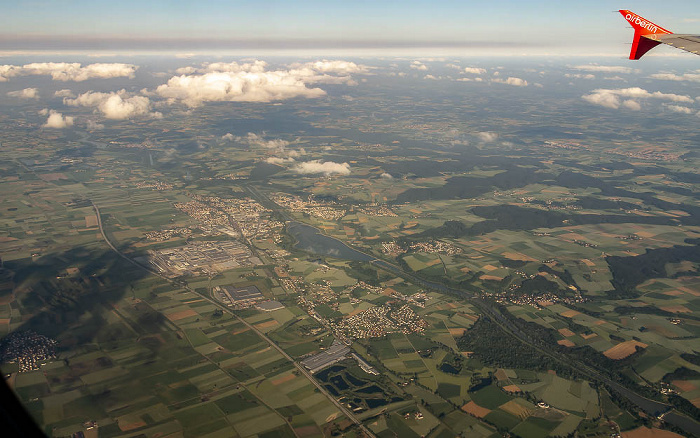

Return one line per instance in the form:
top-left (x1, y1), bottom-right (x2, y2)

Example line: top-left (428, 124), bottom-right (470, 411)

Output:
top-left (241, 190), bottom-right (700, 437)
top-left (92, 201), bottom-right (375, 438)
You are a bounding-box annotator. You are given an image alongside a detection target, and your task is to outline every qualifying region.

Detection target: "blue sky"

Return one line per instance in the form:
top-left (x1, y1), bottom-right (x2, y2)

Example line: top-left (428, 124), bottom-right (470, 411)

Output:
top-left (2, 0), bottom-right (699, 55)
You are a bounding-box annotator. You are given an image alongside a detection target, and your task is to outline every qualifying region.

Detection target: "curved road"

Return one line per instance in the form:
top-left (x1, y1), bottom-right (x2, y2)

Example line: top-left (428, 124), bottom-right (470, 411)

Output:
top-left (241, 190), bottom-right (700, 437)
top-left (91, 202), bottom-right (375, 438)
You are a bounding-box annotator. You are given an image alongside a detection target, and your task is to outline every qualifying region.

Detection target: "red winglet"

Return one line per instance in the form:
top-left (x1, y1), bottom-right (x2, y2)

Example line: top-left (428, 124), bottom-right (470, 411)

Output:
top-left (619, 10), bottom-right (673, 60)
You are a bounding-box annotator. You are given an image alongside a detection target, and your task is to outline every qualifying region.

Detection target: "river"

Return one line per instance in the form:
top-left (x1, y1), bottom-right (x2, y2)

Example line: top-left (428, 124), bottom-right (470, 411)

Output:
top-left (286, 222), bottom-right (376, 262)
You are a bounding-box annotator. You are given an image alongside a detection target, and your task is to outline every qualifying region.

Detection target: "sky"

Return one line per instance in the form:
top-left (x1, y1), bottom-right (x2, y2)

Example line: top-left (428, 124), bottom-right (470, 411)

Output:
top-left (2, 0), bottom-right (699, 56)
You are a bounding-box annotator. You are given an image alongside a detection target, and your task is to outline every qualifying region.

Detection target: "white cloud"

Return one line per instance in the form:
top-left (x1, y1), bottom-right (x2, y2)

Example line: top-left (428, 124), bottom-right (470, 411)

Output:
top-left (650, 72), bottom-right (700, 83)
top-left (239, 132), bottom-right (290, 149)
top-left (0, 64), bottom-right (23, 81)
top-left (410, 61), bottom-right (428, 71)
top-left (42, 110), bottom-right (74, 129)
top-left (266, 156), bottom-right (295, 165)
top-left (424, 74), bottom-right (438, 80)
top-left (665, 104), bottom-right (694, 114)
top-left (295, 60), bottom-right (369, 75)
top-left (157, 64), bottom-right (327, 107)
top-left (7, 88), bottom-right (39, 99)
top-left (492, 77), bottom-right (528, 87)
top-left (64, 89), bottom-right (159, 120)
top-left (86, 119), bottom-right (105, 130)
top-left (573, 65), bottom-right (633, 74)
top-left (463, 67), bottom-right (486, 75)
top-left (287, 148), bottom-right (306, 158)
top-left (582, 87), bottom-right (694, 109)
top-left (54, 89), bottom-right (75, 98)
top-left (175, 66), bottom-right (198, 75)
top-left (622, 100), bottom-right (641, 111)
top-left (380, 172), bottom-right (393, 180)
top-left (221, 133), bottom-right (235, 141)
top-left (292, 160), bottom-right (351, 176)
top-left (158, 60), bottom-right (368, 107)
top-left (476, 132), bottom-right (498, 142)
top-left (565, 73), bottom-right (595, 80)
top-left (0, 62), bottom-right (137, 82)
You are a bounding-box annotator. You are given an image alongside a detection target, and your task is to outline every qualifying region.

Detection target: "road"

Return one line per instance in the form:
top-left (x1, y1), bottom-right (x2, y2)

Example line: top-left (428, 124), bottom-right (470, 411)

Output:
top-left (240, 190), bottom-right (700, 437)
top-left (92, 202), bottom-right (375, 438)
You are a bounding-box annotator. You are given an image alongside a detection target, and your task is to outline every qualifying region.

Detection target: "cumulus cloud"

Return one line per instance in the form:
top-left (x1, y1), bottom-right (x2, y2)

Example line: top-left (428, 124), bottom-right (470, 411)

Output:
top-left (582, 87), bottom-right (693, 109)
top-left (238, 132), bottom-right (290, 149)
top-left (456, 77), bottom-right (483, 82)
top-left (7, 88), bottom-right (39, 99)
top-left (266, 157), bottom-right (296, 165)
top-left (86, 119), bottom-right (105, 130)
top-left (64, 89), bottom-right (159, 120)
top-left (665, 104), bottom-right (695, 114)
top-left (622, 100), bottom-right (641, 111)
top-left (221, 133), bottom-right (235, 141)
top-left (424, 74), bottom-right (438, 80)
top-left (380, 172), bottom-right (393, 180)
top-left (175, 66), bottom-right (198, 75)
top-left (573, 65), bottom-right (633, 74)
top-left (492, 77), bottom-right (528, 87)
top-left (565, 73), bottom-right (595, 80)
top-left (650, 72), bottom-right (700, 83)
top-left (0, 62), bottom-right (137, 82)
top-left (54, 89), bottom-right (75, 98)
top-left (157, 60), bottom-right (368, 107)
top-left (463, 67), bottom-right (486, 75)
top-left (292, 160), bottom-right (351, 176)
top-left (410, 61), bottom-right (428, 71)
top-left (476, 132), bottom-right (498, 142)
top-left (42, 110), bottom-right (74, 129)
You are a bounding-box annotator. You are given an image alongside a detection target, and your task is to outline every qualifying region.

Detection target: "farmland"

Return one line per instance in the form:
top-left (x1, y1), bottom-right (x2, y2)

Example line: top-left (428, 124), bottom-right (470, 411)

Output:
top-left (1, 55), bottom-right (699, 437)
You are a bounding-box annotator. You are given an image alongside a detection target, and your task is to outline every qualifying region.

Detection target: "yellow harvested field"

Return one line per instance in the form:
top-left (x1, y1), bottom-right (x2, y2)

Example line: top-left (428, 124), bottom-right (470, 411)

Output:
top-left (85, 215), bottom-right (98, 227)
top-left (671, 380), bottom-right (697, 392)
top-left (426, 258), bottom-right (442, 267)
top-left (479, 274), bottom-right (504, 281)
top-left (582, 259), bottom-right (596, 267)
top-left (659, 305), bottom-right (691, 313)
top-left (482, 264), bottom-right (498, 271)
top-left (448, 328), bottom-right (467, 337)
top-left (493, 369), bottom-right (508, 381)
top-left (502, 252), bottom-right (538, 262)
top-left (119, 421), bottom-right (147, 432)
top-left (500, 400), bottom-right (531, 419)
top-left (621, 427), bottom-right (684, 438)
top-left (461, 401), bottom-right (491, 418)
top-left (663, 291), bottom-right (684, 296)
top-left (271, 373), bottom-right (297, 386)
top-left (255, 320), bottom-right (279, 329)
top-left (165, 309), bottom-right (198, 321)
top-left (604, 340), bottom-right (648, 360)
top-left (580, 333), bottom-right (598, 340)
top-left (558, 328), bottom-right (575, 337)
top-left (557, 339), bottom-right (575, 347)
top-left (560, 310), bottom-right (580, 318)
top-left (502, 385), bottom-right (521, 393)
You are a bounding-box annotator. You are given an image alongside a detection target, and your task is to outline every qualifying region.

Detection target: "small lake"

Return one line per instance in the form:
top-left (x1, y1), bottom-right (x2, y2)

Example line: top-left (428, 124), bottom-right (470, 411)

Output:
top-left (286, 222), bottom-right (375, 262)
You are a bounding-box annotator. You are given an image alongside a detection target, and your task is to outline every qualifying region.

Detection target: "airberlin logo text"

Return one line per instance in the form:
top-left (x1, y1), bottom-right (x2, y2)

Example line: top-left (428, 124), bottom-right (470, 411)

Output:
top-left (625, 13), bottom-right (659, 34)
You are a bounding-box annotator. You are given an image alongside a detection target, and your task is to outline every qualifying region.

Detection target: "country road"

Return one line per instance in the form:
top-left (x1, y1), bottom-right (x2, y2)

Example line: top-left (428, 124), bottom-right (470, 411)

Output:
top-left (91, 201), bottom-right (375, 438)
top-left (242, 190), bottom-right (700, 438)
